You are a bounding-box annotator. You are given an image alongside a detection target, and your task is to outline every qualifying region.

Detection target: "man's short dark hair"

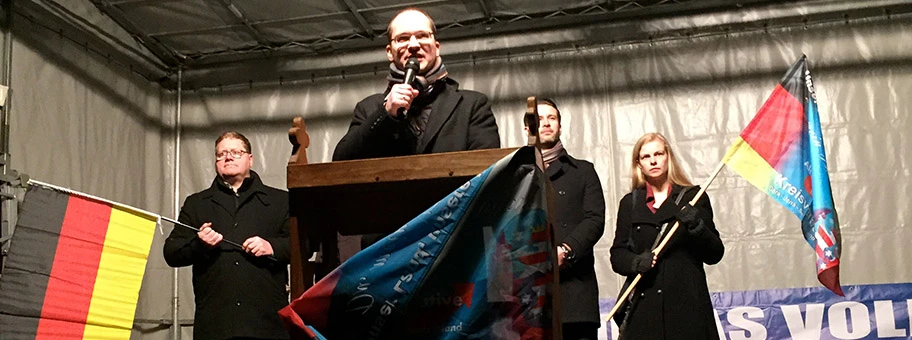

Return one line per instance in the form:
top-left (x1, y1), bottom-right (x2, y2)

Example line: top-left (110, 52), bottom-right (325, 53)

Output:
top-left (215, 131), bottom-right (251, 154)
top-left (386, 8), bottom-right (438, 41)
top-left (539, 98), bottom-right (561, 122)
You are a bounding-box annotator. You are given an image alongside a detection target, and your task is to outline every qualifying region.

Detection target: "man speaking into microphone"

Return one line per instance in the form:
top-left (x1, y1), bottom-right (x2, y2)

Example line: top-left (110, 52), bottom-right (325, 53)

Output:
top-left (333, 7), bottom-right (501, 161)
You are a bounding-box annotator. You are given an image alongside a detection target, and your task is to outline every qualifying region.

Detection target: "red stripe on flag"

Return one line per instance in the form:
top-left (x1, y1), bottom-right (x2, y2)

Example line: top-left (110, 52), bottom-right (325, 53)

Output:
top-left (533, 275), bottom-right (551, 287)
top-left (530, 230), bottom-right (548, 242)
top-left (816, 226), bottom-right (834, 247)
top-left (518, 252), bottom-right (549, 265)
top-left (36, 196), bottom-right (112, 339)
top-left (815, 227), bottom-right (833, 263)
top-left (739, 84), bottom-right (805, 167)
top-left (280, 269), bottom-right (341, 332)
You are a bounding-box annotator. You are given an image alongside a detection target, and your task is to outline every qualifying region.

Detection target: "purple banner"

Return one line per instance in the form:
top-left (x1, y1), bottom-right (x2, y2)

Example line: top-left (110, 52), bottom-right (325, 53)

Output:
top-left (598, 282), bottom-right (912, 339)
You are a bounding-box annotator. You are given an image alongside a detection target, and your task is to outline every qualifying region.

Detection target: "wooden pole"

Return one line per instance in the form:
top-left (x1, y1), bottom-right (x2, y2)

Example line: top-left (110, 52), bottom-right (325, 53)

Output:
top-left (287, 117), bottom-right (313, 296)
top-left (525, 96), bottom-right (563, 339)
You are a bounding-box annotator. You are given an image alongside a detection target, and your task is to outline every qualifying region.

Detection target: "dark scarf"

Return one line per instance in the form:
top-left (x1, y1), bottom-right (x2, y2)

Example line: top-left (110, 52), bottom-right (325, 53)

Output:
top-left (386, 58), bottom-right (449, 138)
top-left (386, 57), bottom-right (449, 93)
top-left (541, 140), bottom-right (565, 168)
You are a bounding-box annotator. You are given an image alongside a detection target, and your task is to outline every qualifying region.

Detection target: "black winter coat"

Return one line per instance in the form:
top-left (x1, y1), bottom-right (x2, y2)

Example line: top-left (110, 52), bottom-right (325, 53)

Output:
top-left (548, 151), bottom-right (606, 324)
top-left (610, 184), bottom-right (724, 340)
top-left (332, 78), bottom-right (500, 161)
top-left (163, 171), bottom-right (291, 340)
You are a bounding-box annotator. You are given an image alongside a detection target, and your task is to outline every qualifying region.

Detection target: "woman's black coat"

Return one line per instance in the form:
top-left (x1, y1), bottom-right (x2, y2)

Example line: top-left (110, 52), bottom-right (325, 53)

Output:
top-left (610, 184), bottom-right (724, 339)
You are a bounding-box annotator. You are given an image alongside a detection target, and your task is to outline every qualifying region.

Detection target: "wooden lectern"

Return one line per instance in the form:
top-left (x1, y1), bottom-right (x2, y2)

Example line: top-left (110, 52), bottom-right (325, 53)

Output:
top-left (285, 117), bottom-right (515, 296)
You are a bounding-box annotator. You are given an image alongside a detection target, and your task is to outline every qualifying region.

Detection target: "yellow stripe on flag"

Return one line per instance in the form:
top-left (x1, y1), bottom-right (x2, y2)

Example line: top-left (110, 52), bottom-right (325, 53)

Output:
top-left (83, 206), bottom-right (157, 339)
top-left (723, 137), bottom-right (777, 193)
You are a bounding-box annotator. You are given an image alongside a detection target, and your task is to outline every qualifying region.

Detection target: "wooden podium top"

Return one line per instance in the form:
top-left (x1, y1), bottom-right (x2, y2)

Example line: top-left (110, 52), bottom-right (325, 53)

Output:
top-left (288, 148), bottom-right (518, 189)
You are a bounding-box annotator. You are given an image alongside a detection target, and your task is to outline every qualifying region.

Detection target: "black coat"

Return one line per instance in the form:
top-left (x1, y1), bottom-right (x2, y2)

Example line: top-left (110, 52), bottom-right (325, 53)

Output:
top-left (548, 151), bottom-right (606, 324)
top-left (610, 184), bottom-right (724, 340)
top-left (332, 78), bottom-right (500, 161)
top-left (163, 171), bottom-right (290, 340)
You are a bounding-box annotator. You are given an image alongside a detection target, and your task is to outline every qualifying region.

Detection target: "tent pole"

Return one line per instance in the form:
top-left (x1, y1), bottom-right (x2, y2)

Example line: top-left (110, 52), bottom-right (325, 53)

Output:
top-left (171, 66), bottom-right (183, 340)
top-left (0, 0), bottom-right (14, 271)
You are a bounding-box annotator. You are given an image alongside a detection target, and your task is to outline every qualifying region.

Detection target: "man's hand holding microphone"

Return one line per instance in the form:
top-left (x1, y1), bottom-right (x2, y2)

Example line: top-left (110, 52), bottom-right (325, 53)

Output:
top-left (385, 57), bottom-right (420, 118)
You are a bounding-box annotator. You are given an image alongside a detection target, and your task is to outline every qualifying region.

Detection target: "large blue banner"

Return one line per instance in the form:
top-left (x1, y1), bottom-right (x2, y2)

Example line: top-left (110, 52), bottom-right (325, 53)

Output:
top-left (599, 283), bottom-right (912, 339)
top-left (281, 146), bottom-right (557, 339)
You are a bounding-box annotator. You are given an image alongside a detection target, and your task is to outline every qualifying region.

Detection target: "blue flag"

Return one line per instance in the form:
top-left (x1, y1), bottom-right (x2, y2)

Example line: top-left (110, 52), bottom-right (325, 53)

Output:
top-left (802, 63), bottom-right (843, 296)
top-left (723, 56), bottom-right (843, 295)
top-left (280, 146), bottom-right (556, 339)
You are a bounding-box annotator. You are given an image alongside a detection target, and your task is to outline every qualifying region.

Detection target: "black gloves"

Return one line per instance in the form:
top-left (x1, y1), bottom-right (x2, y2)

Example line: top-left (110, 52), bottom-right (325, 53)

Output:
top-left (676, 204), bottom-right (705, 236)
top-left (631, 251), bottom-right (655, 274)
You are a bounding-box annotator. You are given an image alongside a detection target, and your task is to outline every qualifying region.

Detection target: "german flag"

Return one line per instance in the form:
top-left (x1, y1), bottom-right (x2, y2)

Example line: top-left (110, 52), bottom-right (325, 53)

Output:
top-left (0, 183), bottom-right (158, 339)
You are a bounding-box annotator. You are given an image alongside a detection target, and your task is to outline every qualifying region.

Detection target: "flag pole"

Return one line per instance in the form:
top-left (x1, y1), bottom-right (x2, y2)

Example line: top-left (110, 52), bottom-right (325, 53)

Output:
top-left (28, 179), bottom-right (160, 219)
top-left (160, 216), bottom-right (278, 262)
top-left (605, 160), bottom-right (727, 323)
top-left (526, 96), bottom-right (563, 339)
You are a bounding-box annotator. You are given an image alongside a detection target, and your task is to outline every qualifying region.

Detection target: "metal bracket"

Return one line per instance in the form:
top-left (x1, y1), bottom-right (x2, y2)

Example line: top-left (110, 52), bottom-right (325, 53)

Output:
top-left (0, 169), bottom-right (29, 188)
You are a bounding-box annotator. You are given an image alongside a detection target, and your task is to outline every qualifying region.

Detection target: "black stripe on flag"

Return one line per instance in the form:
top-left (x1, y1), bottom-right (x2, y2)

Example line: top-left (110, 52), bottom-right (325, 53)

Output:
top-left (0, 185), bottom-right (71, 337)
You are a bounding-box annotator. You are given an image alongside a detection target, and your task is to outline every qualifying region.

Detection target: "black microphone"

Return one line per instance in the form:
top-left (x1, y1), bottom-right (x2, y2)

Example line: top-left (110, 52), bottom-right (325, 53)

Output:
top-left (397, 57), bottom-right (421, 117)
top-left (403, 57), bottom-right (420, 89)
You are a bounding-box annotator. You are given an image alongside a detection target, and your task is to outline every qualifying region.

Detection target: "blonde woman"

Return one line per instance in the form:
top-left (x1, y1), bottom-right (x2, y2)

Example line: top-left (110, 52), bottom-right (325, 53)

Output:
top-left (609, 132), bottom-right (724, 339)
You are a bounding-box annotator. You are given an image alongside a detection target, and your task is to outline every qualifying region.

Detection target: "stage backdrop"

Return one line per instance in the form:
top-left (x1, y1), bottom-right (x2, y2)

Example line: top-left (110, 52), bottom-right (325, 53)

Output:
top-left (6, 5), bottom-right (910, 340)
top-left (173, 15), bottom-right (912, 339)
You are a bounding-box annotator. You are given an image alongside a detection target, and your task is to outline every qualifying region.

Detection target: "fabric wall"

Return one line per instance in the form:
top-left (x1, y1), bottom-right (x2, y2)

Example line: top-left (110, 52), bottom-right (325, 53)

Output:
top-left (5, 15), bottom-right (177, 339)
top-left (177, 14), bottom-right (911, 310)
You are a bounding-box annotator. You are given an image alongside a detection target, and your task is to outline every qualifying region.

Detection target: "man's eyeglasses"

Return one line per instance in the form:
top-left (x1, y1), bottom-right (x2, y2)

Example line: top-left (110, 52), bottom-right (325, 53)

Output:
top-left (391, 31), bottom-right (434, 45)
top-left (216, 150), bottom-right (248, 161)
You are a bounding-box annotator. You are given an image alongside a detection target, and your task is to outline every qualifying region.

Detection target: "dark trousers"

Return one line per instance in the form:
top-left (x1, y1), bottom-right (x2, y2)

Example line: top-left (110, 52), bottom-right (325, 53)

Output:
top-left (562, 321), bottom-right (600, 340)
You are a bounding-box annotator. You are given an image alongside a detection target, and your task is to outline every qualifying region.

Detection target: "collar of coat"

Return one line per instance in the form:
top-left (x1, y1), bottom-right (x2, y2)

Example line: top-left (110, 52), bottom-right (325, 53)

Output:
top-left (417, 78), bottom-right (464, 153)
top-left (629, 183), bottom-right (696, 226)
top-left (201, 170), bottom-right (272, 211)
top-left (545, 148), bottom-right (580, 179)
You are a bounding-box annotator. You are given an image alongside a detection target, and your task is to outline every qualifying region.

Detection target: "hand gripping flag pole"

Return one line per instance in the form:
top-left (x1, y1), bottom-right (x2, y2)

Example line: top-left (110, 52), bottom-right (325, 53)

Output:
top-left (160, 216), bottom-right (277, 262)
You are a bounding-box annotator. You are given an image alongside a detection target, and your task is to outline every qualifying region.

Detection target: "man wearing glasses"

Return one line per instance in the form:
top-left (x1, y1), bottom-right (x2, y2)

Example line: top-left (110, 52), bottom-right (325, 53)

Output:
top-left (333, 8), bottom-right (502, 249)
top-left (333, 8), bottom-right (500, 161)
top-left (164, 131), bottom-right (290, 340)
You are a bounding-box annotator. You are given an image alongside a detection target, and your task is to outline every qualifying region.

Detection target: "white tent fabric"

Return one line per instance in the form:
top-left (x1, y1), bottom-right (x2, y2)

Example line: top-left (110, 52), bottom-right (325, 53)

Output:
top-left (6, 7), bottom-right (910, 340)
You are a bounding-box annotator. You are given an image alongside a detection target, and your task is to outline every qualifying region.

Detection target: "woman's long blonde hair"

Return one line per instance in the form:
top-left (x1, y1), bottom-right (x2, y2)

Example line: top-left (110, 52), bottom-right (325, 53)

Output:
top-left (630, 132), bottom-right (693, 191)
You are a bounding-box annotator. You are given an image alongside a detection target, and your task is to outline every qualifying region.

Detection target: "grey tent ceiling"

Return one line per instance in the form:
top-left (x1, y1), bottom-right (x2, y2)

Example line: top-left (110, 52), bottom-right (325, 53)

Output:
top-left (10, 0), bottom-right (912, 89)
top-left (90, 0), bottom-right (787, 66)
